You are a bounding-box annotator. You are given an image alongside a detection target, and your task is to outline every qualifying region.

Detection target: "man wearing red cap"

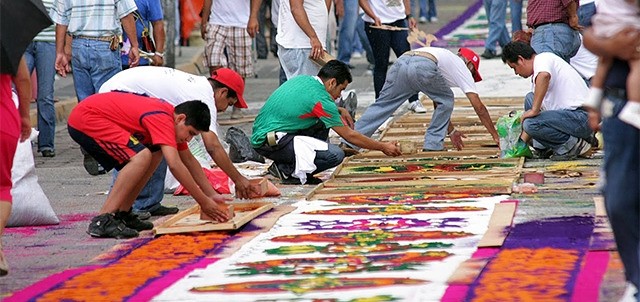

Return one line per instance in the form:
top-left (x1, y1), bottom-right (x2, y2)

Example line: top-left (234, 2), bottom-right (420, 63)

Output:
top-left (345, 47), bottom-right (499, 151)
top-left (99, 67), bottom-right (258, 218)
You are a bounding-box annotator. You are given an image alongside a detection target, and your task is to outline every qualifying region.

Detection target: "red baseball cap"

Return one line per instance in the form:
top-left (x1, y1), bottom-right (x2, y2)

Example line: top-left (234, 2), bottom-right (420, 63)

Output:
top-left (210, 68), bottom-right (248, 108)
top-left (458, 48), bottom-right (482, 82)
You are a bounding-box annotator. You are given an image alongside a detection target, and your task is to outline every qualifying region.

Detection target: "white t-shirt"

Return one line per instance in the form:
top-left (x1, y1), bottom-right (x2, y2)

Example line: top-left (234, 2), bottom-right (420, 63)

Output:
top-left (276, 0), bottom-right (328, 49)
top-left (569, 35), bottom-right (597, 80)
top-left (99, 66), bottom-right (218, 133)
top-left (414, 47), bottom-right (478, 94)
top-left (532, 53), bottom-right (588, 111)
top-left (361, 0), bottom-right (405, 24)
top-left (209, 0), bottom-right (250, 28)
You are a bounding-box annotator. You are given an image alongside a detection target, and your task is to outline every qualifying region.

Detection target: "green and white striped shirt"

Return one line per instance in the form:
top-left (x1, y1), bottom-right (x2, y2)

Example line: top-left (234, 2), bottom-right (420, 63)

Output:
top-left (50, 0), bottom-right (137, 37)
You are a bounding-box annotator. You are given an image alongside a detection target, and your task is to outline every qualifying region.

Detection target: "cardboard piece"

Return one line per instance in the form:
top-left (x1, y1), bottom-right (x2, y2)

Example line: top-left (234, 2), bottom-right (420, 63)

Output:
top-left (477, 202), bottom-right (517, 247)
top-left (153, 201), bottom-right (274, 235)
top-left (310, 50), bottom-right (336, 67)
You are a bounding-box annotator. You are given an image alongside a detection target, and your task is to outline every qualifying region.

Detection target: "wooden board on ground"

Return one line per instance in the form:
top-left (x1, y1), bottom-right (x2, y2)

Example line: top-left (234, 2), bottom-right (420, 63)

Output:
top-left (153, 201), bottom-right (274, 235)
top-left (352, 149), bottom-right (501, 159)
top-left (217, 115), bottom-right (257, 125)
top-left (477, 201), bottom-right (517, 247)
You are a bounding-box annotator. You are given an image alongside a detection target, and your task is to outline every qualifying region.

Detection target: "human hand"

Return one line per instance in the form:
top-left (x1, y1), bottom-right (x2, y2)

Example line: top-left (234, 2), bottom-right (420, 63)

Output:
top-left (151, 54), bottom-right (164, 66)
top-left (247, 17), bottom-right (259, 38)
top-left (568, 14), bottom-right (581, 30)
top-left (233, 176), bottom-right (255, 199)
top-left (373, 17), bottom-right (382, 27)
top-left (20, 117), bottom-right (31, 142)
top-left (407, 17), bottom-right (417, 29)
top-left (449, 129), bottom-right (467, 151)
top-left (129, 47), bottom-right (140, 67)
top-left (201, 23), bottom-right (208, 40)
top-left (587, 108), bottom-right (601, 131)
top-left (520, 109), bottom-right (539, 122)
top-left (382, 141), bottom-right (402, 156)
top-left (309, 37), bottom-right (324, 60)
top-left (338, 107), bottom-right (354, 129)
top-left (201, 197), bottom-right (233, 222)
top-left (55, 53), bottom-right (71, 77)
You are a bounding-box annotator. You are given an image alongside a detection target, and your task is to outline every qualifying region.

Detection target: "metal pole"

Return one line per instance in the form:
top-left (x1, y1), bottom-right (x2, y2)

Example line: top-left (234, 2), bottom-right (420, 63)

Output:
top-left (162, 0), bottom-right (176, 68)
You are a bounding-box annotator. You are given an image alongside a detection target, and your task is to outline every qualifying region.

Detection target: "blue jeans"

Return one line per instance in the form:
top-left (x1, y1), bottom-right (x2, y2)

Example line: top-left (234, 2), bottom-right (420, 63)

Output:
top-left (364, 19), bottom-right (417, 103)
top-left (483, 0), bottom-right (510, 53)
top-left (577, 2), bottom-right (596, 28)
top-left (419, 0), bottom-right (437, 19)
top-left (356, 15), bottom-right (374, 65)
top-left (509, 0), bottom-right (522, 32)
top-left (352, 55), bottom-right (453, 150)
top-left (337, 0), bottom-right (359, 64)
top-left (522, 92), bottom-right (593, 155)
top-left (601, 91), bottom-right (640, 289)
top-left (530, 23), bottom-right (580, 63)
top-left (277, 45), bottom-right (320, 79)
top-left (71, 38), bottom-right (121, 101)
top-left (24, 41), bottom-right (56, 152)
top-left (112, 158), bottom-right (167, 212)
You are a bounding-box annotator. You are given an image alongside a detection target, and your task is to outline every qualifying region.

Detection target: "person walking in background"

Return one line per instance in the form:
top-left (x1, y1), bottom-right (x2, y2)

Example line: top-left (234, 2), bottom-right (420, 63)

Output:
top-left (526, 0), bottom-right (580, 63)
top-left (120, 0), bottom-right (165, 69)
top-left (481, 0), bottom-right (510, 59)
top-left (359, 0), bottom-right (426, 113)
top-left (51, 0), bottom-right (140, 102)
top-left (201, 0), bottom-right (254, 120)
top-left (0, 57), bottom-right (32, 276)
top-left (416, 0), bottom-right (437, 23)
top-left (509, 0), bottom-right (522, 32)
top-left (24, 0), bottom-right (57, 158)
top-left (337, 0), bottom-right (360, 69)
top-left (583, 25), bottom-right (640, 297)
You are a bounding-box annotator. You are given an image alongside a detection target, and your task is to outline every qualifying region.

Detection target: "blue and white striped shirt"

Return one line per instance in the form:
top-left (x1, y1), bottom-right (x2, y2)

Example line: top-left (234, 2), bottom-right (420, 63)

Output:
top-left (50, 0), bottom-right (138, 37)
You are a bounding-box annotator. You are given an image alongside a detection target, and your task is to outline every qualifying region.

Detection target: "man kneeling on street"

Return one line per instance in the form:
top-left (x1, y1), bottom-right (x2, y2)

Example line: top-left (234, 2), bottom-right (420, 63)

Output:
top-left (68, 92), bottom-right (232, 238)
top-left (251, 60), bottom-right (402, 185)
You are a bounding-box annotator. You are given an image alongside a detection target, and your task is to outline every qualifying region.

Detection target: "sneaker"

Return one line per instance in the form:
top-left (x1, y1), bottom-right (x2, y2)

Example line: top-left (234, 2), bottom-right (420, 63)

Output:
top-left (132, 211), bottom-right (152, 220)
top-left (408, 101), bottom-right (427, 113)
top-left (419, 16), bottom-right (428, 23)
top-left (351, 52), bottom-right (363, 59)
top-left (550, 139), bottom-right (593, 161)
top-left (267, 162), bottom-right (285, 180)
top-left (41, 150), bottom-right (55, 157)
top-left (0, 242), bottom-right (8, 276)
top-left (83, 154), bottom-right (106, 176)
top-left (87, 213), bottom-right (139, 239)
top-left (481, 49), bottom-right (499, 59)
top-left (430, 17), bottom-right (438, 22)
top-left (280, 175), bottom-right (323, 185)
top-left (149, 205), bottom-right (180, 216)
top-left (115, 210), bottom-right (154, 231)
top-left (531, 147), bottom-right (553, 159)
top-left (231, 107), bottom-right (244, 119)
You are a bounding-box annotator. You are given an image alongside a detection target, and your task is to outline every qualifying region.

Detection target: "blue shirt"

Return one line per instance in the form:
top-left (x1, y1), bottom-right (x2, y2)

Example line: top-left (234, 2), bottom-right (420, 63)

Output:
top-left (121, 0), bottom-right (163, 66)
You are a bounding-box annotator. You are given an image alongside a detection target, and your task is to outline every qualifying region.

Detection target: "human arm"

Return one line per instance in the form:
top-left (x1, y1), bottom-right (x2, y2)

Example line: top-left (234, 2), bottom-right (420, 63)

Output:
top-left (161, 145), bottom-right (232, 221)
top-left (334, 0), bottom-right (344, 19)
top-left (151, 19), bottom-right (165, 66)
top-left (403, 0), bottom-right (416, 29)
top-left (247, 0), bottom-right (263, 38)
top-left (566, 0), bottom-right (579, 30)
top-left (333, 125), bottom-right (401, 156)
top-left (337, 107), bottom-right (354, 129)
top-left (54, 24), bottom-right (71, 77)
top-left (201, 132), bottom-right (259, 199)
top-left (521, 72), bottom-right (550, 122)
top-left (13, 56), bottom-right (32, 142)
top-left (121, 13), bottom-right (140, 67)
top-left (201, 0), bottom-right (213, 39)
top-left (583, 27), bottom-right (640, 61)
top-left (358, 0), bottom-right (381, 26)
top-left (466, 92), bottom-right (500, 145)
top-left (290, 0), bottom-right (324, 59)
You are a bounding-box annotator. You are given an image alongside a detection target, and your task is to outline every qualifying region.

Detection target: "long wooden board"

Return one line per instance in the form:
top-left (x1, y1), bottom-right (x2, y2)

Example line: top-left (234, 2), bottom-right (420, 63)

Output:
top-left (153, 201), bottom-right (274, 235)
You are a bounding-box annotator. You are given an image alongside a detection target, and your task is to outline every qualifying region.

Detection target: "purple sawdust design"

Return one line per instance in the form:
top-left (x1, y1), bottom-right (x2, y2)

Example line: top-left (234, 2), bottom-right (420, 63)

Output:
top-left (297, 217), bottom-right (467, 231)
top-left (434, 0), bottom-right (483, 39)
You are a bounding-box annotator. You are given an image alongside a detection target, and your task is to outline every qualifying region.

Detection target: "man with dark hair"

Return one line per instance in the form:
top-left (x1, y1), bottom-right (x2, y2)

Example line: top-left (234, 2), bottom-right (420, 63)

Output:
top-left (99, 67), bottom-right (258, 218)
top-left (251, 60), bottom-right (401, 185)
top-left (501, 41), bottom-right (595, 160)
top-left (68, 92), bottom-right (232, 239)
top-left (346, 47), bottom-right (499, 152)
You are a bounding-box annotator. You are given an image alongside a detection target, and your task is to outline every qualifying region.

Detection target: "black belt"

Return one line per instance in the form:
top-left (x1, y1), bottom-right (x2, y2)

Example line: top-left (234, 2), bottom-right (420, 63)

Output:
top-left (530, 22), bottom-right (563, 29)
top-left (604, 87), bottom-right (627, 100)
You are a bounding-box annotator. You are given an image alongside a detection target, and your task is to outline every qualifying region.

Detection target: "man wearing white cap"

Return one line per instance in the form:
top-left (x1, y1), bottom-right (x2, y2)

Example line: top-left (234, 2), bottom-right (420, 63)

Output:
top-left (345, 47), bottom-right (499, 151)
top-left (99, 67), bottom-right (257, 217)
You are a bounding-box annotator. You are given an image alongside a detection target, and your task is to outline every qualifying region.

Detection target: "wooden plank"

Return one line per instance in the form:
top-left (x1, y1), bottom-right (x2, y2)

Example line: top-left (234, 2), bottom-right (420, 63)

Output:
top-left (477, 201), bottom-right (517, 247)
top-left (322, 178), bottom-right (515, 188)
top-left (153, 201), bottom-right (274, 235)
top-left (311, 184), bottom-right (512, 195)
top-left (342, 157), bottom-right (521, 166)
top-left (352, 149), bottom-right (501, 159)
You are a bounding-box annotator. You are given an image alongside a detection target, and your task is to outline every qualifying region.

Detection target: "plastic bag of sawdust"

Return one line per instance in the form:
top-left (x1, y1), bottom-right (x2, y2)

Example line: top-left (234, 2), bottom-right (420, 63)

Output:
top-left (497, 110), bottom-right (532, 158)
top-left (8, 131), bottom-right (59, 227)
top-left (174, 168), bottom-right (231, 195)
top-left (225, 127), bottom-right (265, 163)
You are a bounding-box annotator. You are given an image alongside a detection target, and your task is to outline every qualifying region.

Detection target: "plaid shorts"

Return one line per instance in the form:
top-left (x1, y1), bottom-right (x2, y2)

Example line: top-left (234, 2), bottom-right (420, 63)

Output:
top-left (203, 24), bottom-right (254, 78)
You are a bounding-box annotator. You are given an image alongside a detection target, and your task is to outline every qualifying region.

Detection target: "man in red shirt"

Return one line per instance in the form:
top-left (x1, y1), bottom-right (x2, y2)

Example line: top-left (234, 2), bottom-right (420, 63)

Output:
top-left (67, 92), bottom-right (232, 239)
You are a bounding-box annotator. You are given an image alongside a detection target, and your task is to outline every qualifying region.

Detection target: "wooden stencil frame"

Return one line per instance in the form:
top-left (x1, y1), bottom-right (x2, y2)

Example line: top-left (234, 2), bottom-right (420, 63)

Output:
top-left (153, 201), bottom-right (274, 235)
